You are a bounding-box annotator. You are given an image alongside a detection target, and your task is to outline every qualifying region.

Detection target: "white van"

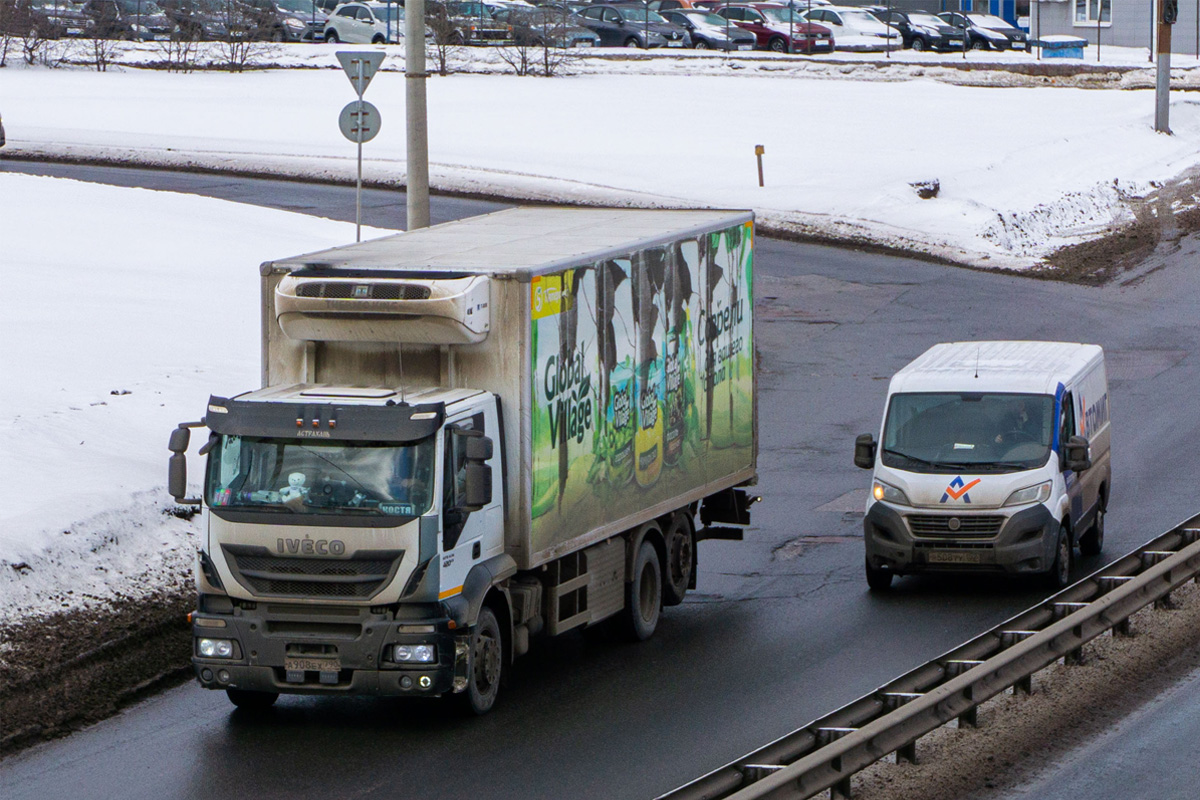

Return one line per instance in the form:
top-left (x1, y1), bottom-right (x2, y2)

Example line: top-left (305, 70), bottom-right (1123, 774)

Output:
top-left (854, 341), bottom-right (1111, 590)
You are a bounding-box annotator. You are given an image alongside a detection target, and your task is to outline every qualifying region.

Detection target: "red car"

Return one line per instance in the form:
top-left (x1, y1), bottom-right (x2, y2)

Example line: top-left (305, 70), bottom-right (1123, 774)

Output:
top-left (713, 2), bottom-right (833, 52)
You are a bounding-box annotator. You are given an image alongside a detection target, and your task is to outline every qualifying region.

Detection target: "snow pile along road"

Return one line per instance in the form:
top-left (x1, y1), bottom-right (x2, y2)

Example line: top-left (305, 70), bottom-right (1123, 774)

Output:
top-left (3, 61), bottom-right (1200, 268)
top-left (0, 172), bottom-right (395, 626)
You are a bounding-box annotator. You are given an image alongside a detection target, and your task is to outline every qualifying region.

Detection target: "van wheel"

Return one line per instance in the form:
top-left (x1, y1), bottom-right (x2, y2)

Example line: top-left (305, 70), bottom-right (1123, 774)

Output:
top-left (662, 515), bottom-right (694, 606)
top-left (458, 606), bottom-right (502, 715)
top-left (866, 558), bottom-right (893, 591)
top-left (1079, 507), bottom-right (1104, 556)
top-left (325, 29), bottom-right (339, 43)
top-left (226, 689), bottom-right (278, 711)
top-left (623, 539), bottom-right (662, 641)
top-left (1046, 523), bottom-right (1072, 590)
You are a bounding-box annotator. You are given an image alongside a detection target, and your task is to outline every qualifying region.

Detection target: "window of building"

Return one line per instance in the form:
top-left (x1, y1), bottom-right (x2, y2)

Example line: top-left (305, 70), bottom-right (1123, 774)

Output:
top-left (1074, 0), bottom-right (1111, 24)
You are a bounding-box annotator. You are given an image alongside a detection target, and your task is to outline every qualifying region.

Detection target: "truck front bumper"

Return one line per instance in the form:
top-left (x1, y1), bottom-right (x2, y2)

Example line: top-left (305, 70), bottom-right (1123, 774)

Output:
top-left (864, 502), bottom-right (1056, 576)
top-left (191, 605), bottom-right (468, 698)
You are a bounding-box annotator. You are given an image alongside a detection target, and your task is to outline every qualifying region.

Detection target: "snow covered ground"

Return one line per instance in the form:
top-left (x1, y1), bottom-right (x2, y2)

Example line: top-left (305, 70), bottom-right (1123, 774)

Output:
top-left (0, 172), bottom-right (393, 625)
top-left (3, 46), bottom-right (1200, 268)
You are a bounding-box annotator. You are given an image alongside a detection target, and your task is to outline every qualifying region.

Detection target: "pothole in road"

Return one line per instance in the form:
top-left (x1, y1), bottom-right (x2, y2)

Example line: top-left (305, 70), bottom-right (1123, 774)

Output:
top-left (774, 535), bottom-right (861, 560)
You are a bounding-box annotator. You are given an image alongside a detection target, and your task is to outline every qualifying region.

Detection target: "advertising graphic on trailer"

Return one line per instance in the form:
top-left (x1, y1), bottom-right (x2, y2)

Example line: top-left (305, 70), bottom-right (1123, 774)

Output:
top-left (530, 223), bottom-right (755, 555)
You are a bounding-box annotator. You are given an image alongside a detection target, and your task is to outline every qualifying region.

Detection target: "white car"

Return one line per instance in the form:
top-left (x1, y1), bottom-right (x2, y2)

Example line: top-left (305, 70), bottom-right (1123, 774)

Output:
top-left (801, 5), bottom-right (900, 51)
top-left (324, 1), bottom-right (406, 43)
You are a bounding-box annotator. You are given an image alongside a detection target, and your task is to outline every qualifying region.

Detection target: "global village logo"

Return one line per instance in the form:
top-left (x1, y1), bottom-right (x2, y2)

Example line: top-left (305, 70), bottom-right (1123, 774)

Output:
top-left (941, 476), bottom-right (981, 504)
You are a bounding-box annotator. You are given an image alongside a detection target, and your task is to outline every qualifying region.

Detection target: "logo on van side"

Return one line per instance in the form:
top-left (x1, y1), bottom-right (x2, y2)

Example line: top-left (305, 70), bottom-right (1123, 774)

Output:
top-left (941, 476), bottom-right (981, 504)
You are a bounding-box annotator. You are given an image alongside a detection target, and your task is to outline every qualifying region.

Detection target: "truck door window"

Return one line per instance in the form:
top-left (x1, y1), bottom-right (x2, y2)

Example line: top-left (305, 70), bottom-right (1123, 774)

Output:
top-left (443, 412), bottom-right (485, 550)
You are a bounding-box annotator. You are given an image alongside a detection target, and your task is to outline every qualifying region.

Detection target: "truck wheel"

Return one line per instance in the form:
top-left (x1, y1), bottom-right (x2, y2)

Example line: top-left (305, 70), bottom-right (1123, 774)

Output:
top-left (1079, 507), bottom-right (1104, 556)
top-left (1045, 523), bottom-right (1072, 590)
top-left (662, 515), bottom-right (694, 607)
top-left (226, 688), bottom-right (278, 711)
top-left (459, 606), bottom-right (502, 715)
top-left (865, 558), bottom-right (893, 591)
top-left (624, 539), bottom-right (662, 641)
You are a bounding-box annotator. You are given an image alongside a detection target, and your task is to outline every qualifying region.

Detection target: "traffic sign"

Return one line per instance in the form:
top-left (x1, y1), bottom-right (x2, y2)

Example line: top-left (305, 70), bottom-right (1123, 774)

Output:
top-left (339, 100), bottom-right (381, 143)
top-left (336, 51), bottom-right (386, 97)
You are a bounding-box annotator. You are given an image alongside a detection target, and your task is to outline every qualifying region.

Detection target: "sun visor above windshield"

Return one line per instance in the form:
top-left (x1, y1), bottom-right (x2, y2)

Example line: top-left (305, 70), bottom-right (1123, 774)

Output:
top-left (205, 396), bottom-right (445, 442)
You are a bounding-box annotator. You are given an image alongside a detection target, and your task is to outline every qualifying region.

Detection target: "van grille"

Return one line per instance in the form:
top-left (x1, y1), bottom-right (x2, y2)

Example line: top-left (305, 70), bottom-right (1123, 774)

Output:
top-left (907, 515), bottom-right (1005, 538)
top-left (296, 282), bottom-right (431, 301)
top-left (223, 546), bottom-right (403, 599)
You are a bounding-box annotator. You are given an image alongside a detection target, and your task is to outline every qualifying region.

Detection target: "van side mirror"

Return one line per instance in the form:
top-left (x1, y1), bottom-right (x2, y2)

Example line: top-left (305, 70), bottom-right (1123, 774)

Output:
top-left (1064, 435), bottom-right (1091, 472)
top-left (854, 433), bottom-right (877, 470)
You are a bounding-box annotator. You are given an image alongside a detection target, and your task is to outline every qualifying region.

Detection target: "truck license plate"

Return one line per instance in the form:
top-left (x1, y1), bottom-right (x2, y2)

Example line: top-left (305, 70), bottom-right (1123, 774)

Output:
top-left (285, 657), bottom-right (341, 673)
top-left (927, 551), bottom-right (981, 565)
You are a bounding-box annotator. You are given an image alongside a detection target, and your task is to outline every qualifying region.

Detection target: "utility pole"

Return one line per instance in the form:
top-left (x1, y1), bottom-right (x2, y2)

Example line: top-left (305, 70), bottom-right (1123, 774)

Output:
top-left (1156, 0), bottom-right (1176, 133)
top-left (406, 0), bottom-right (431, 229)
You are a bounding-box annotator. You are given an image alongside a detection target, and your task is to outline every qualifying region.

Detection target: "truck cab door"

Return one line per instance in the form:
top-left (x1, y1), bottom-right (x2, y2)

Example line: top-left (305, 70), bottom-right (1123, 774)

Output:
top-left (1058, 391), bottom-right (1086, 525)
top-left (439, 402), bottom-right (504, 600)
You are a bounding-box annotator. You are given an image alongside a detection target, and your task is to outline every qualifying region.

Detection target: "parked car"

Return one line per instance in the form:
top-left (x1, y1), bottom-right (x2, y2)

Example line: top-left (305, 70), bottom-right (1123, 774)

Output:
top-left (938, 11), bottom-right (1027, 50)
top-left (82, 0), bottom-right (172, 39)
top-left (489, 6), bottom-right (599, 47)
top-left (325, 1), bottom-right (403, 41)
top-left (799, 5), bottom-right (898, 51)
top-left (871, 9), bottom-right (962, 51)
top-left (426, 0), bottom-right (512, 44)
top-left (577, 3), bottom-right (689, 48)
top-left (661, 8), bottom-right (755, 49)
top-left (159, 0), bottom-right (229, 39)
top-left (15, 0), bottom-right (94, 38)
top-left (647, 0), bottom-right (700, 10)
top-left (713, 3), bottom-right (832, 53)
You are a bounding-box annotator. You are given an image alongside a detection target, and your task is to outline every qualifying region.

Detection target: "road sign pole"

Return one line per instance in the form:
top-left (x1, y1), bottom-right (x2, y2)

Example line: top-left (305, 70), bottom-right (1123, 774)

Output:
top-left (356, 61), bottom-right (364, 242)
top-left (1156, 0), bottom-right (1173, 133)
top-left (406, 0), bottom-right (431, 231)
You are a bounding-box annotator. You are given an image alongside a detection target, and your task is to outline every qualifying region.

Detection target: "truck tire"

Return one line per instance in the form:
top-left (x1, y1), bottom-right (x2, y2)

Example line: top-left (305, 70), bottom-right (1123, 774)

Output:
top-left (459, 606), bottom-right (503, 715)
top-left (623, 539), bottom-right (662, 641)
top-left (1045, 523), bottom-right (1072, 590)
top-left (865, 558), bottom-right (893, 591)
top-left (662, 514), bottom-right (694, 607)
top-left (226, 688), bottom-right (278, 710)
top-left (1079, 504), bottom-right (1105, 557)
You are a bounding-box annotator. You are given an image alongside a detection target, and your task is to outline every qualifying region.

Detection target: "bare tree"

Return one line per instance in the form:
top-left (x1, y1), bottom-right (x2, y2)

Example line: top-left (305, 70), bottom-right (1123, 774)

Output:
top-left (496, 7), bottom-right (578, 77)
top-left (0, 0), bottom-right (18, 66)
top-left (214, 0), bottom-right (273, 71)
top-left (425, 1), bottom-right (461, 76)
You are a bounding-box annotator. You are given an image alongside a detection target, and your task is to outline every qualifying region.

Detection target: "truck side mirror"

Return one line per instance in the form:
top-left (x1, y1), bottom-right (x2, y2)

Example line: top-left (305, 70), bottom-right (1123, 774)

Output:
top-left (452, 429), bottom-right (494, 511)
top-left (854, 433), bottom-right (877, 470)
top-left (1064, 435), bottom-right (1091, 472)
top-left (168, 426), bottom-right (191, 453)
top-left (465, 434), bottom-right (493, 462)
top-left (168, 421), bottom-right (205, 505)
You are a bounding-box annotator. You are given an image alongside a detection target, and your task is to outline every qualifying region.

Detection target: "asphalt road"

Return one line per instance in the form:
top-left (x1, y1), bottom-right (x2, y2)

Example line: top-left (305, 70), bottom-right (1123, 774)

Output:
top-left (2, 161), bottom-right (1199, 800)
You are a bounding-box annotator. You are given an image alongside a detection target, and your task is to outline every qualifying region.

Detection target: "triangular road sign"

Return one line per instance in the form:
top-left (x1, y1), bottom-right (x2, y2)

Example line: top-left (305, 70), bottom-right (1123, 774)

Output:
top-left (336, 51), bottom-right (386, 97)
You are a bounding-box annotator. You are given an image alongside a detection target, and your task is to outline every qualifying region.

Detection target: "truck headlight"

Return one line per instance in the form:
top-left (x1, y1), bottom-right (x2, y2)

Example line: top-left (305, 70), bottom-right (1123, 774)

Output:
top-left (198, 638), bottom-right (234, 658)
top-left (872, 480), bottom-right (911, 506)
top-left (394, 643), bottom-right (436, 663)
top-left (1003, 481), bottom-right (1051, 507)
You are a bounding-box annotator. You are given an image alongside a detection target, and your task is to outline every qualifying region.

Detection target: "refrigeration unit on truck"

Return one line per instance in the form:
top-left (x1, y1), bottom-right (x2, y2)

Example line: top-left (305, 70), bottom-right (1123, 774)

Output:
top-left (168, 207), bottom-right (759, 714)
top-left (853, 340), bottom-right (1110, 591)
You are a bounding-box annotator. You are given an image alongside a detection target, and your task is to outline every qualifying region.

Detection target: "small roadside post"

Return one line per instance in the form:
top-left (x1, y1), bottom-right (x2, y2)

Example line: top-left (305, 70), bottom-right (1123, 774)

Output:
top-left (1156, 0), bottom-right (1176, 133)
top-left (755, 144), bottom-right (765, 187)
top-left (336, 51), bottom-right (386, 242)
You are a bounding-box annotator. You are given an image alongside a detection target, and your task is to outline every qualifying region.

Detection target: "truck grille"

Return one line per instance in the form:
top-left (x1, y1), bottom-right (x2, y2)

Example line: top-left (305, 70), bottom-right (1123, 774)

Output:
top-left (296, 282), bottom-right (431, 301)
top-left (907, 515), bottom-right (1005, 538)
top-left (222, 546), bottom-right (404, 599)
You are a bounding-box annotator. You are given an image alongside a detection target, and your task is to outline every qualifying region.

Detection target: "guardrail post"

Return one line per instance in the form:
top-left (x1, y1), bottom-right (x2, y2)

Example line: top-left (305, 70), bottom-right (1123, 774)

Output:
top-left (1013, 675), bottom-right (1033, 695)
top-left (896, 741), bottom-right (918, 765)
top-left (1064, 646), bottom-right (1085, 666)
top-left (1155, 591), bottom-right (1177, 610)
top-left (957, 705), bottom-right (978, 728)
top-left (1113, 617), bottom-right (1133, 637)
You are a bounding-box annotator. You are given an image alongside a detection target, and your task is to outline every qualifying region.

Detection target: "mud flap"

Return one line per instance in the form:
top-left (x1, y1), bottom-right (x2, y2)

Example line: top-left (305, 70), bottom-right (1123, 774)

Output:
top-left (452, 636), bottom-right (470, 693)
top-left (697, 488), bottom-right (759, 541)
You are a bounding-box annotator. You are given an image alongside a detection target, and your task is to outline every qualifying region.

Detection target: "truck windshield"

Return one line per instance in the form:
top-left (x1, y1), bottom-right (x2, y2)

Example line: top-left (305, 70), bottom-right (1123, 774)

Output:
top-left (881, 392), bottom-right (1054, 473)
top-left (205, 434), bottom-right (436, 517)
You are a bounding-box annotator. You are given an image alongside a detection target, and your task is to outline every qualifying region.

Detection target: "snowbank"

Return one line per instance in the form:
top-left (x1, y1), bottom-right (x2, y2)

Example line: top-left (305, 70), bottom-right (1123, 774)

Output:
top-left (0, 172), bottom-right (393, 624)
top-left (3, 60), bottom-right (1200, 267)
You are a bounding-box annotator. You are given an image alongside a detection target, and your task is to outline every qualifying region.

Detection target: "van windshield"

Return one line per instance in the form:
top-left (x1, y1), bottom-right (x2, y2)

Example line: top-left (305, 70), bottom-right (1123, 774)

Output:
top-left (882, 392), bottom-right (1054, 473)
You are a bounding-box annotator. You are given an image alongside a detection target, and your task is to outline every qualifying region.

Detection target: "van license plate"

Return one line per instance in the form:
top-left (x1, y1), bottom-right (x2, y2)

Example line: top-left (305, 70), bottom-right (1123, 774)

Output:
top-left (927, 551), bottom-right (981, 565)
top-left (285, 657), bottom-right (341, 673)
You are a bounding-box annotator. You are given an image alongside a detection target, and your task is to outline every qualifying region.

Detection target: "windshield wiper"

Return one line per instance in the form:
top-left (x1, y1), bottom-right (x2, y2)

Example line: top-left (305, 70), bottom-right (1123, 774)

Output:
top-left (882, 448), bottom-right (958, 470)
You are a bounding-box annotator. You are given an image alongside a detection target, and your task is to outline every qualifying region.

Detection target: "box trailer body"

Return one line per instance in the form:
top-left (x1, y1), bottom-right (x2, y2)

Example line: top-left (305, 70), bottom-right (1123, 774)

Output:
top-left (854, 340), bottom-right (1111, 591)
top-left (170, 208), bottom-right (758, 712)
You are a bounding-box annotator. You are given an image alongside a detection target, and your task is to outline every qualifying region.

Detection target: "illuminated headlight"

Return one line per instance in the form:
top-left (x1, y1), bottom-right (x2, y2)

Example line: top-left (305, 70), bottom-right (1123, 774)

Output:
top-left (1003, 481), bottom-right (1052, 507)
top-left (872, 480), bottom-right (911, 506)
top-left (198, 638), bottom-right (234, 658)
top-left (394, 643), bottom-right (436, 663)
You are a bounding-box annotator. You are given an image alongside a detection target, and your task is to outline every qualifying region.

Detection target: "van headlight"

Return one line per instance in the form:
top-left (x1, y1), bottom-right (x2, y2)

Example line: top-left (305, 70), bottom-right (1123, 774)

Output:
top-left (394, 643), bottom-right (436, 663)
top-left (1003, 481), bottom-right (1051, 507)
top-left (872, 480), bottom-right (911, 506)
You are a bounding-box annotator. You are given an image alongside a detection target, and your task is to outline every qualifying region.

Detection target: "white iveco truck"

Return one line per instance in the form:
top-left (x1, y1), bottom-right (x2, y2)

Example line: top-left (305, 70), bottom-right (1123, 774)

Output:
top-left (168, 208), bottom-right (758, 714)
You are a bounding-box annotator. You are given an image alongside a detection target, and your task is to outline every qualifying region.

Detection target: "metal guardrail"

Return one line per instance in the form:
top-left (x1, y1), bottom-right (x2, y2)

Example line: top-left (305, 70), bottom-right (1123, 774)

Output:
top-left (659, 514), bottom-right (1200, 800)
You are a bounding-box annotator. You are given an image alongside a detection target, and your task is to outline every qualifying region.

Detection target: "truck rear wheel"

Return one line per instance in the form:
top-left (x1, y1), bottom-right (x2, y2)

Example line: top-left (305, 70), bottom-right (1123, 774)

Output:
top-left (624, 539), bottom-right (662, 641)
top-left (459, 606), bottom-right (503, 715)
top-left (662, 514), bottom-right (694, 607)
top-left (226, 688), bottom-right (278, 711)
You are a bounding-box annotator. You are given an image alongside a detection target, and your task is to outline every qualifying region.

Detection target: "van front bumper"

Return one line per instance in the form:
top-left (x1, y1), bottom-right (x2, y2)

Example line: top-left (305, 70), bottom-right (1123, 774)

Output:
top-left (191, 606), bottom-right (467, 698)
top-left (864, 501), bottom-right (1056, 576)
